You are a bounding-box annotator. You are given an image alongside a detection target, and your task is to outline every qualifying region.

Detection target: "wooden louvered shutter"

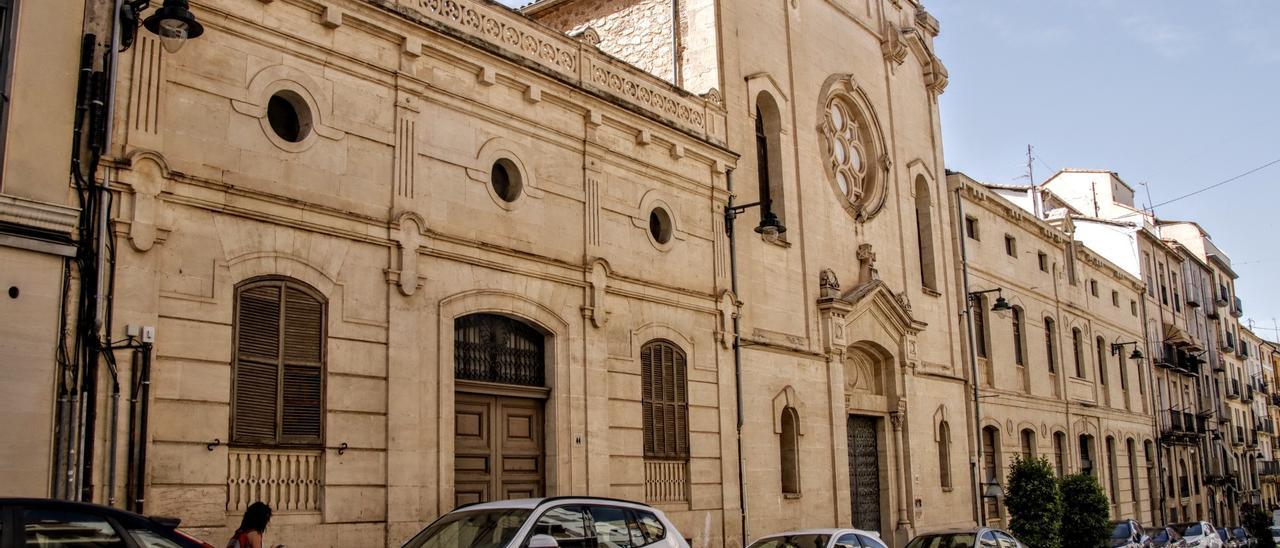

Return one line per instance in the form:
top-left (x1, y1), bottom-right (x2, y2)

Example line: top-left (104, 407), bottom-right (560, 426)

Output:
top-left (281, 286), bottom-right (324, 444)
top-left (233, 284), bottom-right (282, 443)
top-left (641, 341), bottom-right (689, 460)
top-left (232, 279), bottom-right (325, 446)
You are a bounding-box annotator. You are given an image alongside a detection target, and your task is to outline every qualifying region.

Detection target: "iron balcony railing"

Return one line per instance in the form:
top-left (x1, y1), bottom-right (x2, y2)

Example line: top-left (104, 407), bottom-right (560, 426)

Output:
top-left (1217, 285), bottom-right (1230, 306)
top-left (1271, 393), bottom-right (1280, 407)
top-left (1228, 379), bottom-right (1242, 399)
top-left (1234, 426), bottom-right (1246, 445)
top-left (1261, 461), bottom-right (1280, 477)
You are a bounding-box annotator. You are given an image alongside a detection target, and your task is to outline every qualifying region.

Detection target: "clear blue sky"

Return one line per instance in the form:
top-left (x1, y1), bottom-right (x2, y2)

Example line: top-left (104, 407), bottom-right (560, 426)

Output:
top-left (930, 1), bottom-right (1280, 339)
top-left (497, 1), bottom-right (1280, 337)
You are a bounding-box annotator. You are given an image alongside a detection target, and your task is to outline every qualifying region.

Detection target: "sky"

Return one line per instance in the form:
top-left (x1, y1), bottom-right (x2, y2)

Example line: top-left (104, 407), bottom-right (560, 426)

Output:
top-left (929, 1), bottom-right (1280, 339)
top-left (496, 1), bottom-right (1280, 337)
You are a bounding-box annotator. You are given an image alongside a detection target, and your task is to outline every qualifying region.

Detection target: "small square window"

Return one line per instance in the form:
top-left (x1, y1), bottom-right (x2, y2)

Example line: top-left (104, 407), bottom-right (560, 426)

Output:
top-left (1004, 235), bottom-right (1017, 257)
top-left (1038, 252), bottom-right (1048, 272)
top-left (1111, 290), bottom-right (1119, 307)
top-left (965, 216), bottom-right (979, 240)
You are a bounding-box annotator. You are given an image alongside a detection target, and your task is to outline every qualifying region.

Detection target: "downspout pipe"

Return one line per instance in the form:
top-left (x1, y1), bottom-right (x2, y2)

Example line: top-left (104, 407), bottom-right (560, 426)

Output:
top-left (726, 169), bottom-right (749, 545)
top-left (1139, 292), bottom-right (1168, 525)
top-left (955, 185), bottom-right (986, 525)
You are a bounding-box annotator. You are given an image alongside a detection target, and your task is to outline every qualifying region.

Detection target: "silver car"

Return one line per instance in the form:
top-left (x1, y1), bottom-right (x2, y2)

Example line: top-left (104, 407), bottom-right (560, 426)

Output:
top-left (906, 528), bottom-right (1027, 548)
top-left (401, 497), bottom-right (688, 548)
top-left (748, 528), bottom-right (888, 548)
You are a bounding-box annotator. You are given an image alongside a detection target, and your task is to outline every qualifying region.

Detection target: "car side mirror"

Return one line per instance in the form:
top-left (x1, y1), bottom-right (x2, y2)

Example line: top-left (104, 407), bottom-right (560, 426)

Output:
top-left (529, 535), bottom-right (560, 548)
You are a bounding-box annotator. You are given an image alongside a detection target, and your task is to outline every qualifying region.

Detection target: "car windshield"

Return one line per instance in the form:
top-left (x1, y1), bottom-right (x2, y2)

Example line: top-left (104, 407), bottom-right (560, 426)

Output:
top-left (905, 533), bottom-right (977, 548)
top-left (1271, 526), bottom-right (1280, 535)
top-left (1182, 524), bottom-right (1202, 537)
top-left (403, 508), bottom-right (533, 548)
top-left (1152, 530), bottom-right (1170, 542)
top-left (1110, 523), bottom-right (1132, 539)
top-left (748, 534), bottom-right (831, 548)
top-left (1232, 528), bottom-right (1246, 539)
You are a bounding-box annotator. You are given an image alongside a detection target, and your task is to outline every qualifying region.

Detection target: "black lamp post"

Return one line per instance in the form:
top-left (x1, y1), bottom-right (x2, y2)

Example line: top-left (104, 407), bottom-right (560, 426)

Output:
top-left (1111, 340), bottom-right (1145, 361)
top-left (120, 0), bottom-right (205, 53)
top-left (968, 288), bottom-right (1013, 316)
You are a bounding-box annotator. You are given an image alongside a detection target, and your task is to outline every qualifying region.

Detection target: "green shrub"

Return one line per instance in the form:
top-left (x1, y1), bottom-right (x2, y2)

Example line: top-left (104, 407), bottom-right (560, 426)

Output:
top-left (1058, 474), bottom-right (1110, 548)
top-left (1005, 456), bottom-right (1062, 548)
top-left (1242, 503), bottom-right (1276, 548)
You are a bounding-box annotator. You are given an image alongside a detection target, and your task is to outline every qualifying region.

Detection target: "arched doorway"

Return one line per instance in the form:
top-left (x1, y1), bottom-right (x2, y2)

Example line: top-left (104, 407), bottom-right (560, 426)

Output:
top-left (844, 342), bottom-right (894, 533)
top-left (452, 313), bottom-right (548, 505)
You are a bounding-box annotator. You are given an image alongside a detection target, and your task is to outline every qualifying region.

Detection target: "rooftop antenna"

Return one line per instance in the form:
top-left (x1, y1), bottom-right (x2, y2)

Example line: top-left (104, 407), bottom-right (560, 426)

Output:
top-left (1026, 144), bottom-right (1034, 185)
top-left (1138, 181), bottom-right (1155, 217)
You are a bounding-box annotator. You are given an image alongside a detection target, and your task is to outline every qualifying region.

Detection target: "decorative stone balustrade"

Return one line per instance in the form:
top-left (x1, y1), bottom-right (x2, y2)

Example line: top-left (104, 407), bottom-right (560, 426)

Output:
top-left (643, 459), bottom-right (689, 503)
top-left (227, 448), bottom-right (322, 513)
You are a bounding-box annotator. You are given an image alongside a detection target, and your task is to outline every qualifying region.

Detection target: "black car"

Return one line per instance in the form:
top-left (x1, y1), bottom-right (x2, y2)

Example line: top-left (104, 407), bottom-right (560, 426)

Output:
top-left (0, 498), bottom-right (212, 547)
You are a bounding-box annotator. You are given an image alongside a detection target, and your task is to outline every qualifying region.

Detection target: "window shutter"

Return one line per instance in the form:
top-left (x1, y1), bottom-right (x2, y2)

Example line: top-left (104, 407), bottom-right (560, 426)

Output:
top-left (641, 341), bottom-right (689, 460)
top-left (233, 285), bottom-right (281, 443)
top-left (282, 286), bottom-right (324, 443)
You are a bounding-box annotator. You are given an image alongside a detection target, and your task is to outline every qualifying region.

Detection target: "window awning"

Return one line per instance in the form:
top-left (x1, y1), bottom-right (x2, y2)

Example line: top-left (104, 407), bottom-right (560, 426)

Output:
top-left (1164, 323), bottom-right (1193, 347)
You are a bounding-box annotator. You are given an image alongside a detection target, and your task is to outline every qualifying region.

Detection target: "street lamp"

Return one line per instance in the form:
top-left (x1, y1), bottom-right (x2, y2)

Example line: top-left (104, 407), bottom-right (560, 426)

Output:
top-left (1111, 340), bottom-right (1145, 361)
top-left (120, 0), bottom-right (205, 53)
top-left (968, 288), bottom-right (1013, 317)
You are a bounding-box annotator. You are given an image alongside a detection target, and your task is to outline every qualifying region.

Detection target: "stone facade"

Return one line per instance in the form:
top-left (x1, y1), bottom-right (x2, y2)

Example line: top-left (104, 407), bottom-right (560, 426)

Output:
top-left (950, 173), bottom-right (1157, 526)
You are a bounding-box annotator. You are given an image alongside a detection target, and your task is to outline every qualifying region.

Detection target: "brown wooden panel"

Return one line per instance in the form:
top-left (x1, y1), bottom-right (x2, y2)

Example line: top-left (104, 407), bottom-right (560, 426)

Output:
top-left (455, 393), bottom-right (544, 503)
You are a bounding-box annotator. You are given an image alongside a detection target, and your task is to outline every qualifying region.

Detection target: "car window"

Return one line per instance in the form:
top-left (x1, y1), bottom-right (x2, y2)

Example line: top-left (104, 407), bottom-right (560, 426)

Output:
top-left (588, 506), bottom-right (642, 548)
top-left (633, 511), bottom-right (666, 545)
top-left (749, 535), bottom-right (831, 548)
top-left (403, 508), bottom-right (533, 548)
top-left (130, 529), bottom-right (187, 548)
top-left (979, 531), bottom-right (997, 546)
top-left (1183, 524), bottom-right (1203, 537)
top-left (856, 534), bottom-right (886, 548)
top-left (834, 533), bottom-right (860, 547)
top-left (995, 532), bottom-right (1018, 548)
top-left (530, 506), bottom-right (593, 548)
top-left (22, 508), bottom-right (125, 547)
top-left (905, 534), bottom-right (977, 548)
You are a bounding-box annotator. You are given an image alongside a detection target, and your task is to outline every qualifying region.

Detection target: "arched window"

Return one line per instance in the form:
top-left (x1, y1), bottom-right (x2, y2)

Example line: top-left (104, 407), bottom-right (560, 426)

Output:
top-left (939, 420), bottom-right (952, 489)
top-left (1072, 327), bottom-right (1085, 378)
top-left (1106, 436), bottom-right (1119, 505)
top-left (454, 314), bottom-right (545, 386)
top-left (1020, 428), bottom-right (1035, 460)
top-left (755, 94), bottom-right (786, 229)
top-left (1118, 343), bottom-right (1130, 391)
top-left (232, 277), bottom-right (326, 446)
top-left (1012, 307), bottom-right (1026, 366)
top-left (1127, 438), bottom-right (1140, 509)
top-left (982, 426), bottom-right (1002, 519)
top-left (1053, 432), bottom-right (1067, 477)
top-left (641, 340), bottom-right (689, 460)
top-left (973, 296), bottom-right (989, 359)
top-left (914, 177), bottom-right (937, 291)
top-left (780, 406), bottom-right (800, 495)
top-left (1045, 317), bottom-right (1057, 374)
top-left (1079, 434), bottom-right (1095, 476)
top-left (1096, 336), bottom-right (1109, 386)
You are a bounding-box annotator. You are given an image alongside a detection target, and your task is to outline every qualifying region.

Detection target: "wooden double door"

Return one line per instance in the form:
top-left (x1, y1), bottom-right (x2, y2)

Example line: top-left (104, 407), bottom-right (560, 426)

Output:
top-left (454, 393), bottom-right (545, 506)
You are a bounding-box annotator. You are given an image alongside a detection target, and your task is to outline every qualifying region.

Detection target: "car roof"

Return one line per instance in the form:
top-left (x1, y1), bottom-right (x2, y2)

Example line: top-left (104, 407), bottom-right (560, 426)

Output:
top-left (0, 498), bottom-right (174, 528)
top-left (452, 497), bottom-right (659, 513)
top-left (755, 529), bottom-right (882, 538)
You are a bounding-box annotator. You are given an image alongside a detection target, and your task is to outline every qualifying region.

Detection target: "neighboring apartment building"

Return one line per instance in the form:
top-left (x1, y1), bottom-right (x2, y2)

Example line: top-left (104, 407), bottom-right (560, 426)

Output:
top-left (0, 0), bottom-right (96, 500)
top-left (1263, 339), bottom-right (1280, 509)
top-left (0, 0), bottom-right (975, 546)
top-left (1162, 220), bottom-right (1257, 523)
top-left (951, 173), bottom-right (1158, 526)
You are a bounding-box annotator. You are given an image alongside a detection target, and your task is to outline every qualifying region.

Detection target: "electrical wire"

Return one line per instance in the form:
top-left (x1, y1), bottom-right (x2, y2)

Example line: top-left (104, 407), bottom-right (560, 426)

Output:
top-left (1149, 156), bottom-right (1280, 211)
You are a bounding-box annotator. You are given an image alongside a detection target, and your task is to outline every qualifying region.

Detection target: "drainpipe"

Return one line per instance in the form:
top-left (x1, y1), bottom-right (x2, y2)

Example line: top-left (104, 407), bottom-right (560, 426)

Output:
top-left (1140, 293), bottom-right (1168, 525)
top-left (671, 0), bottom-right (682, 88)
top-left (954, 184), bottom-right (986, 525)
top-left (726, 169), bottom-right (749, 545)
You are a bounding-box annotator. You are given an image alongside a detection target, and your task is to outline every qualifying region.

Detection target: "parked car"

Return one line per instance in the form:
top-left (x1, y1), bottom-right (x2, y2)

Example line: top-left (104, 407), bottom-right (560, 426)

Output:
top-left (1268, 526), bottom-right (1280, 546)
top-left (905, 528), bottom-right (1026, 548)
top-left (0, 498), bottom-right (213, 547)
top-left (1169, 521), bottom-right (1223, 548)
top-left (401, 497), bottom-right (688, 548)
top-left (1150, 526), bottom-right (1186, 548)
top-left (1110, 519), bottom-right (1152, 547)
top-left (748, 529), bottom-right (887, 548)
top-left (1230, 527), bottom-right (1254, 548)
top-left (1215, 527), bottom-right (1232, 548)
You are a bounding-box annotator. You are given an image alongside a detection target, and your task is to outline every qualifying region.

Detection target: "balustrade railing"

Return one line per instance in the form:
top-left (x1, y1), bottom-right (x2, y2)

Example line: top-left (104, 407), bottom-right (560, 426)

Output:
top-left (644, 459), bottom-right (689, 503)
top-left (227, 448), bottom-right (322, 513)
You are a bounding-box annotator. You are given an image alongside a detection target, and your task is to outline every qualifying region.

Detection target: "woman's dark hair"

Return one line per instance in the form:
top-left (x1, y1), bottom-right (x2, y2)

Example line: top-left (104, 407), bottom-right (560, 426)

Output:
top-left (238, 502), bottom-right (273, 533)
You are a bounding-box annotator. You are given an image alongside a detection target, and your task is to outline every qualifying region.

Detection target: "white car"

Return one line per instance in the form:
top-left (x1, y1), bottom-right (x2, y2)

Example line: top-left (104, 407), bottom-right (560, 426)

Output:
top-left (401, 497), bottom-right (689, 548)
top-left (1170, 521), bottom-right (1223, 548)
top-left (749, 529), bottom-right (888, 548)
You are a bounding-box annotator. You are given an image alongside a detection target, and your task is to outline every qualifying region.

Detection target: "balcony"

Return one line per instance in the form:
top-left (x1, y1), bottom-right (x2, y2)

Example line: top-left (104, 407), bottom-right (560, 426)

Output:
top-left (1161, 409), bottom-right (1206, 445)
top-left (1228, 379), bottom-right (1242, 399)
top-left (1187, 292), bottom-right (1202, 308)
top-left (1261, 461), bottom-right (1280, 478)
top-left (1222, 332), bottom-right (1237, 353)
top-left (1214, 355), bottom-right (1227, 373)
top-left (1217, 285), bottom-right (1230, 307)
top-left (1244, 385), bottom-right (1255, 403)
top-left (1234, 426), bottom-right (1246, 446)
top-left (1271, 393), bottom-right (1280, 406)
top-left (1232, 296), bottom-right (1244, 318)
top-left (1207, 309), bottom-right (1221, 320)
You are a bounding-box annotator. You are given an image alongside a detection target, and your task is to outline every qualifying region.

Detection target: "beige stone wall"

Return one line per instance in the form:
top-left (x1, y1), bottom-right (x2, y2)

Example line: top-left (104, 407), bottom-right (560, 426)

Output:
top-left (0, 0), bottom-right (88, 498)
top-left (951, 175), bottom-right (1158, 525)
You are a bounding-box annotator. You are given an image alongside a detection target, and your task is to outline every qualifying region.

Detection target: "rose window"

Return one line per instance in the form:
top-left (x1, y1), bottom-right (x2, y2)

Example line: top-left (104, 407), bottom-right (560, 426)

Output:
top-left (824, 99), bottom-right (867, 202)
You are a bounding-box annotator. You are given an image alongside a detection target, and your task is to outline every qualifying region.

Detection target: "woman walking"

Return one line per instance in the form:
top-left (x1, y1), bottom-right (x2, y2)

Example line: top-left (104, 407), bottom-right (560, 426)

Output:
top-left (228, 502), bottom-right (274, 548)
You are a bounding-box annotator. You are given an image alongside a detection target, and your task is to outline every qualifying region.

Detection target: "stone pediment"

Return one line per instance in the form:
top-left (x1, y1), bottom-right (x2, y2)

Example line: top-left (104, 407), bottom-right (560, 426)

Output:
top-left (836, 279), bottom-right (927, 339)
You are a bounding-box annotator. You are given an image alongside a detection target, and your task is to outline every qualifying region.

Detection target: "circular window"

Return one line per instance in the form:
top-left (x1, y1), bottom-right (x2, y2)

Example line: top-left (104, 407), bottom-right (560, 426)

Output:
top-left (267, 91), bottom-right (312, 143)
top-left (648, 207), bottom-right (673, 244)
top-left (821, 91), bottom-right (886, 221)
top-left (490, 159), bottom-right (523, 203)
